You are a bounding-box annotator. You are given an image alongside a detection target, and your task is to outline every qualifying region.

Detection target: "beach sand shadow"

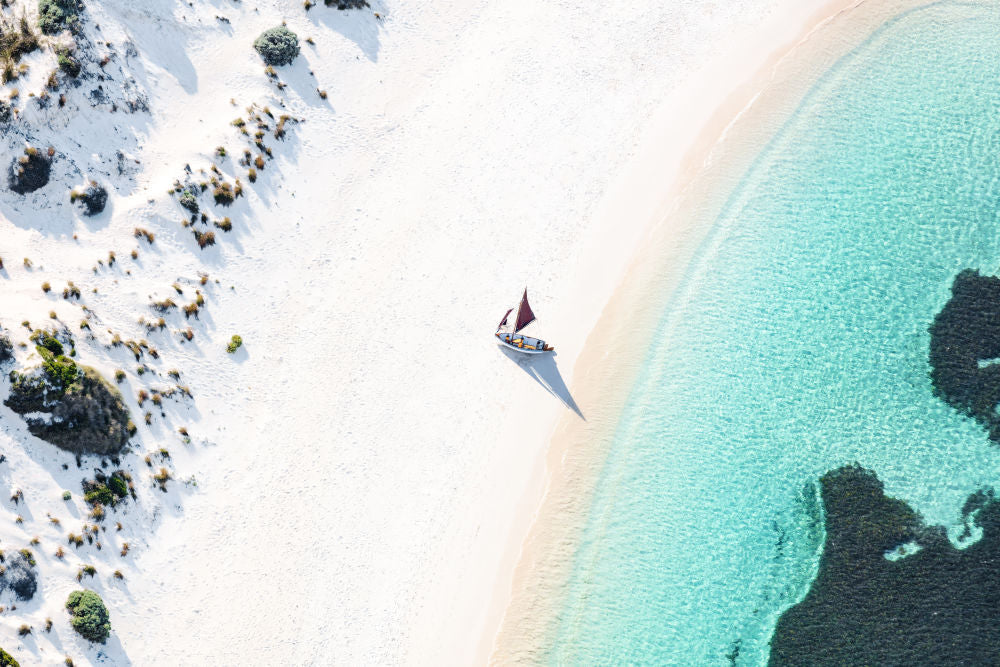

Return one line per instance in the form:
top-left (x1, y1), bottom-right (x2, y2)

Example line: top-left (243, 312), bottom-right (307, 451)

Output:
top-left (499, 346), bottom-right (584, 419)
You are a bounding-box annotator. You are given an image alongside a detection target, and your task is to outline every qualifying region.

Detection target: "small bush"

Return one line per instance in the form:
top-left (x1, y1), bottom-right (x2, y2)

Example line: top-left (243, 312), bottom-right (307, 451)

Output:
top-left (8, 146), bottom-right (52, 194)
top-left (0, 647), bottom-right (17, 666)
top-left (72, 181), bottom-right (108, 216)
top-left (84, 486), bottom-right (113, 506)
top-left (194, 230), bottom-right (215, 249)
top-left (57, 51), bottom-right (81, 77)
top-left (133, 227), bottom-right (155, 243)
top-left (213, 182), bottom-right (234, 206)
top-left (0, 332), bottom-right (11, 365)
top-left (178, 187), bottom-right (198, 213)
top-left (226, 334), bottom-right (242, 353)
top-left (65, 589), bottom-right (111, 643)
top-left (253, 26), bottom-right (299, 66)
top-left (153, 467), bottom-right (170, 490)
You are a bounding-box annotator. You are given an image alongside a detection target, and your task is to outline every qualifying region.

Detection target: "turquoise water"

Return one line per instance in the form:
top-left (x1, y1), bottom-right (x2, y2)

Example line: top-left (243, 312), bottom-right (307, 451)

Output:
top-left (548, 3), bottom-right (1000, 664)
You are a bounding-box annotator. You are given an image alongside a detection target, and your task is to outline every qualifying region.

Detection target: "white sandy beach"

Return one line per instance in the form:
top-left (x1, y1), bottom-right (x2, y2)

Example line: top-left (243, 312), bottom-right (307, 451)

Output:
top-left (0, 0), bottom-right (900, 664)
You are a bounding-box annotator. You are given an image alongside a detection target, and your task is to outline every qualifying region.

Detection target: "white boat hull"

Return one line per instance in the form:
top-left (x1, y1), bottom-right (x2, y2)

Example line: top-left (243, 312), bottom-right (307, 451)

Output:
top-left (495, 332), bottom-right (553, 354)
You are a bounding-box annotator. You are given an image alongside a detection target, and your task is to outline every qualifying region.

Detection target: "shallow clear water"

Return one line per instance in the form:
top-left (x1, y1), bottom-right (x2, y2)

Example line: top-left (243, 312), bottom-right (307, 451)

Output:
top-left (548, 3), bottom-right (1000, 664)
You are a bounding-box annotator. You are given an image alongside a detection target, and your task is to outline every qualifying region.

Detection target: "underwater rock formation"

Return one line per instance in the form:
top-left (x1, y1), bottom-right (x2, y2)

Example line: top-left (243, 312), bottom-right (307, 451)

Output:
top-left (929, 269), bottom-right (1000, 442)
top-left (769, 465), bottom-right (1000, 665)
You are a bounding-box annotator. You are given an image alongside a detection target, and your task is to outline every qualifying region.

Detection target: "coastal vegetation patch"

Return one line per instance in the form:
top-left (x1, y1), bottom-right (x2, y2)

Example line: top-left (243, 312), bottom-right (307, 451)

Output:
top-left (65, 589), bottom-right (110, 643)
top-left (769, 465), bottom-right (1000, 665)
top-left (253, 26), bottom-right (299, 66)
top-left (8, 146), bottom-right (53, 194)
top-left (929, 269), bottom-right (1000, 442)
top-left (70, 181), bottom-right (108, 216)
top-left (38, 0), bottom-right (82, 36)
top-left (0, 13), bottom-right (39, 83)
top-left (0, 329), bottom-right (13, 365)
top-left (5, 332), bottom-right (132, 455)
top-left (82, 469), bottom-right (133, 517)
top-left (0, 550), bottom-right (38, 601)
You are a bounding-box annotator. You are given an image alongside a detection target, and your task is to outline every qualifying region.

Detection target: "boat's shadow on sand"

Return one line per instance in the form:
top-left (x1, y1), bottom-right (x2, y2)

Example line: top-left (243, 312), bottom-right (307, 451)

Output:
top-left (499, 346), bottom-right (585, 420)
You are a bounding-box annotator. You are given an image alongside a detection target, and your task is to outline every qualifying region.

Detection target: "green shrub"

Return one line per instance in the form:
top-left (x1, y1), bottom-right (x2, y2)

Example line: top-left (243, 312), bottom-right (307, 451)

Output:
top-left (38, 0), bottom-right (81, 35)
top-left (0, 332), bottom-right (13, 364)
top-left (253, 26), bottom-right (299, 66)
top-left (36, 345), bottom-right (80, 391)
top-left (0, 646), bottom-right (19, 666)
top-left (57, 51), bottom-right (81, 77)
top-left (65, 590), bottom-right (110, 643)
top-left (83, 486), bottom-right (113, 506)
top-left (108, 475), bottom-right (128, 498)
top-left (178, 187), bottom-right (198, 213)
top-left (38, 334), bottom-right (63, 356)
top-left (227, 335), bottom-right (242, 353)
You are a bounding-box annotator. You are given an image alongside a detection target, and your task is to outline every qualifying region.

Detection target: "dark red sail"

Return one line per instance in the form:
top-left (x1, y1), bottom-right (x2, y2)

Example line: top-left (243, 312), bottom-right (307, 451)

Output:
top-left (514, 289), bottom-right (536, 333)
top-left (497, 307), bottom-right (513, 331)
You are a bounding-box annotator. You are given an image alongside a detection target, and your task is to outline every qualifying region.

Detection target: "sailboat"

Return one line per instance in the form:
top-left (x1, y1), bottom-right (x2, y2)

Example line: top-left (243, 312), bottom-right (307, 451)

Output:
top-left (495, 289), bottom-right (554, 354)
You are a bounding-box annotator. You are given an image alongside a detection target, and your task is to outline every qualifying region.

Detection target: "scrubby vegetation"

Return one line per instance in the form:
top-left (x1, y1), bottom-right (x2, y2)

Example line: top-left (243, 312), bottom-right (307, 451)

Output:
top-left (65, 589), bottom-right (111, 643)
top-left (70, 181), bottom-right (108, 216)
top-left (178, 186), bottom-right (199, 213)
top-left (0, 99), bottom-right (10, 123)
top-left (194, 230), bottom-right (215, 249)
top-left (8, 146), bottom-right (53, 194)
top-left (0, 647), bottom-right (19, 667)
top-left (82, 469), bottom-right (132, 513)
top-left (0, 550), bottom-right (38, 600)
top-left (38, 0), bottom-right (82, 36)
top-left (57, 48), bottom-right (81, 77)
top-left (213, 181), bottom-right (235, 205)
top-left (227, 334), bottom-right (242, 353)
top-left (326, 0), bottom-right (369, 8)
top-left (0, 330), bottom-right (13, 365)
top-left (5, 334), bottom-right (132, 455)
top-left (253, 26), bottom-right (299, 66)
top-left (0, 14), bottom-right (39, 84)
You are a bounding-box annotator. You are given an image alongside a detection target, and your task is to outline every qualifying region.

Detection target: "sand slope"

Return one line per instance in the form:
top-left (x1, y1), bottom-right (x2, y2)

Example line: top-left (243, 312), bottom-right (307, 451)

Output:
top-left (0, 0), bottom-right (831, 664)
